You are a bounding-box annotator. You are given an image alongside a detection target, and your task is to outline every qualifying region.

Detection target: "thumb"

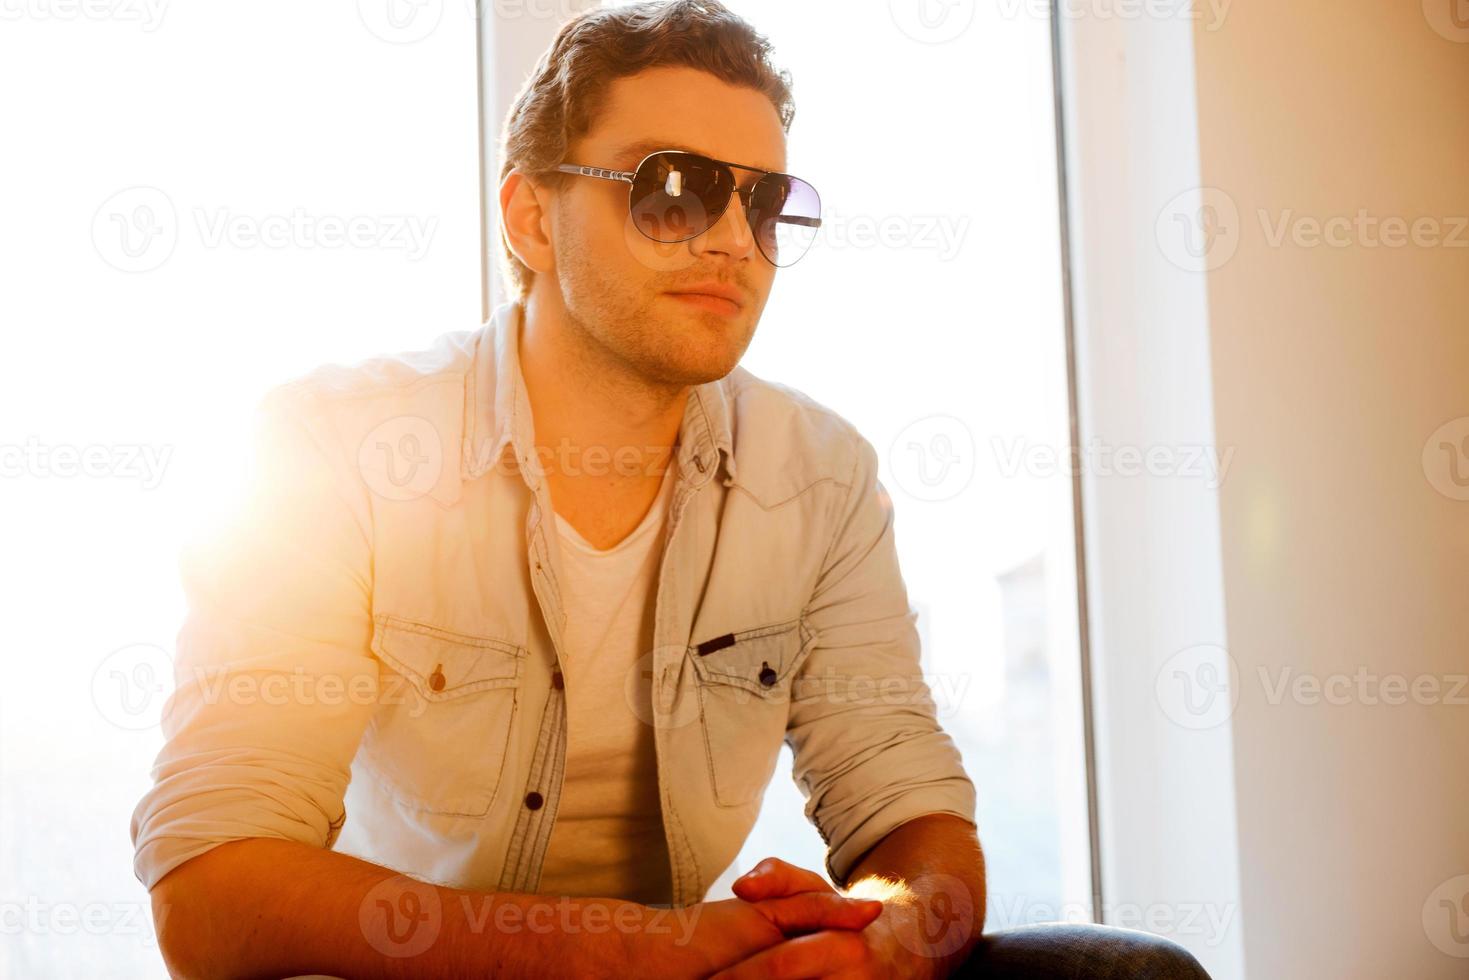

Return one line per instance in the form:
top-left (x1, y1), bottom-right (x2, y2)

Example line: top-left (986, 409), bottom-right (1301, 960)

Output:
top-left (733, 858), bottom-right (835, 901)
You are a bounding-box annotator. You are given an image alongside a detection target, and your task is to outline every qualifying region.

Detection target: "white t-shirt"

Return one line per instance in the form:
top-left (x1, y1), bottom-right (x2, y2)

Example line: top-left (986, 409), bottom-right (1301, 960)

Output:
top-left (537, 463), bottom-right (677, 903)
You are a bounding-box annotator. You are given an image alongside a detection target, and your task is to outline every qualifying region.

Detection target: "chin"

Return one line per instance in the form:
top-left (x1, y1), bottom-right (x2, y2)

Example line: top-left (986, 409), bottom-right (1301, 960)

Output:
top-left (651, 338), bottom-right (744, 386)
top-left (648, 318), bottom-right (750, 385)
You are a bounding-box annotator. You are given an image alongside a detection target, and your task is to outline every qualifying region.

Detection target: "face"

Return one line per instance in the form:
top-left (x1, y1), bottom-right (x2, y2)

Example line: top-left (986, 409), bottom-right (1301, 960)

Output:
top-left (527, 66), bottom-right (788, 387)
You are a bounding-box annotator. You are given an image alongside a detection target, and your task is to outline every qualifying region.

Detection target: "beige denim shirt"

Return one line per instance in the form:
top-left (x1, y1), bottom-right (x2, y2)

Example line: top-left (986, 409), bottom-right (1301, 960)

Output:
top-left (130, 300), bottom-right (977, 907)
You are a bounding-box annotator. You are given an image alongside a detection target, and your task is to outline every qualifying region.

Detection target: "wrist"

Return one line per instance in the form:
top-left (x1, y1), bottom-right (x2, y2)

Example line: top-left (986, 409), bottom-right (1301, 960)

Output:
top-left (559, 897), bottom-right (652, 975)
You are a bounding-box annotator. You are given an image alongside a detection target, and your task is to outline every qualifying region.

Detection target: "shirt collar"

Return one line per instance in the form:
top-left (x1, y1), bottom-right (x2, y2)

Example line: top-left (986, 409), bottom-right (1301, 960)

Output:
top-left (462, 299), bottom-right (736, 487)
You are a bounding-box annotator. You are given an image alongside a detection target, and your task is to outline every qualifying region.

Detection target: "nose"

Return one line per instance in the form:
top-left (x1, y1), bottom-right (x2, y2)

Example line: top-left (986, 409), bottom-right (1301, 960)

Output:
top-left (692, 183), bottom-right (758, 262)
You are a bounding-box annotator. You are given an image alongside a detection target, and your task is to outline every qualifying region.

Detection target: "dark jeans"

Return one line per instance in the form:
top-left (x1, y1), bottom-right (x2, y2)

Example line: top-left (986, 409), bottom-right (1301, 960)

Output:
top-left (959, 924), bottom-right (1213, 979)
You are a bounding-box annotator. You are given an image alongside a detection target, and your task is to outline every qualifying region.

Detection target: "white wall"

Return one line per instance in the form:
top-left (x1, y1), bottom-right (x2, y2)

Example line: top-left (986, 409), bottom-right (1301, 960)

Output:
top-left (1191, 4), bottom-right (1469, 977)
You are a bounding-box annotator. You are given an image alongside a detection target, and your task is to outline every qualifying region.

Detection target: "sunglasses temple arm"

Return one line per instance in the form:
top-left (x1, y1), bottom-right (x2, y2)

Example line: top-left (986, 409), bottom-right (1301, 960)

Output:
top-left (554, 164), bottom-right (636, 183)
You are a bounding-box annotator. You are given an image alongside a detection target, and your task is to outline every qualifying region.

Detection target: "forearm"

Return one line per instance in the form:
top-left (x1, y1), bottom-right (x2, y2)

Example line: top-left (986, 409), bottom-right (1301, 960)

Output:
top-left (150, 837), bottom-right (640, 979)
top-left (841, 813), bottom-right (987, 978)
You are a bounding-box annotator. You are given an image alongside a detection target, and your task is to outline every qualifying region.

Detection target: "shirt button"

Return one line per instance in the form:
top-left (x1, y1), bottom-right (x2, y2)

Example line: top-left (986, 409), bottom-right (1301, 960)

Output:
top-left (551, 670), bottom-right (564, 690)
top-left (524, 791), bottom-right (544, 810)
top-left (429, 665), bottom-right (446, 692)
top-left (759, 662), bottom-right (777, 687)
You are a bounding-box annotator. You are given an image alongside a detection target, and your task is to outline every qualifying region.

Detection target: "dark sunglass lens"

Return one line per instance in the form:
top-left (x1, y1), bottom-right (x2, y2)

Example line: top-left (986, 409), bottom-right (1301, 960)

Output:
top-left (749, 174), bottom-right (821, 267)
top-left (629, 152), bottom-right (731, 244)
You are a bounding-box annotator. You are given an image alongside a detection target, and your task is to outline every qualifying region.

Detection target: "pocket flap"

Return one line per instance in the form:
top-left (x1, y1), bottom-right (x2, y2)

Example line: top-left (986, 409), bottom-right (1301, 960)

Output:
top-left (689, 619), bottom-right (815, 696)
top-left (371, 615), bottom-right (527, 700)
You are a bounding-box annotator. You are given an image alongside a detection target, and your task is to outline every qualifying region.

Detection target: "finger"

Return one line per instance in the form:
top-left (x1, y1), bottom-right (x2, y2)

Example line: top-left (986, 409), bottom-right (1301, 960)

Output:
top-left (733, 857), bottom-right (835, 901)
top-left (710, 930), bottom-right (871, 980)
top-left (752, 892), bottom-right (884, 935)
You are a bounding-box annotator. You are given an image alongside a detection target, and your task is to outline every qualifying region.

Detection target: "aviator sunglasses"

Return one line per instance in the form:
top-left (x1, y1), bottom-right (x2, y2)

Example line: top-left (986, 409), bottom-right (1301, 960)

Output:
top-left (555, 149), bottom-right (822, 267)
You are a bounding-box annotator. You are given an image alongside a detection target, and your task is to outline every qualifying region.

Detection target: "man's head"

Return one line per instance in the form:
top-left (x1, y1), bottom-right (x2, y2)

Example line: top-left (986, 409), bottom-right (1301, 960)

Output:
top-left (498, 0), bottom-right (798, 387)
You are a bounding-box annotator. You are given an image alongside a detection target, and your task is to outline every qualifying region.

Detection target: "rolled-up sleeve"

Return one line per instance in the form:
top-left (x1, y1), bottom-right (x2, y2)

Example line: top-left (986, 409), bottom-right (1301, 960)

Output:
top-left (786, 433), bottom-right (978, 886)
top-left (130, 387), bottom-right (380, 891)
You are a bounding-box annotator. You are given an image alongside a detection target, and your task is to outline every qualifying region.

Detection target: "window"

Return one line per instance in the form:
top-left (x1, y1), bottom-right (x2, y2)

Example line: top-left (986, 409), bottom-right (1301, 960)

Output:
top-left (0, 4), bottom-right (480, 972)
top-left (704, 1), bottom-right (1095, 928)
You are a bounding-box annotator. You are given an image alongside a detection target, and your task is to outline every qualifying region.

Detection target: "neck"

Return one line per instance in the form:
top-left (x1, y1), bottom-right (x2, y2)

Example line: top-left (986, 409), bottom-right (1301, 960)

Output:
top-left (517, 292), bottom-right (687, 487)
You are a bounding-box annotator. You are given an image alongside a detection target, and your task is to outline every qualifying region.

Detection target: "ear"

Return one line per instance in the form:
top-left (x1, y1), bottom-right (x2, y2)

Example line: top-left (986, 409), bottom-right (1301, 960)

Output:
top-left (499, 169), bottom-right (556, 276)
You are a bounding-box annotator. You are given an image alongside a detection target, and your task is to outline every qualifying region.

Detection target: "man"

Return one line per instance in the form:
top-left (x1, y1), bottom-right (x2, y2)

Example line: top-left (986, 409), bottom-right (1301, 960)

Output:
top-left (131, 2), bottom-right (1209, 977)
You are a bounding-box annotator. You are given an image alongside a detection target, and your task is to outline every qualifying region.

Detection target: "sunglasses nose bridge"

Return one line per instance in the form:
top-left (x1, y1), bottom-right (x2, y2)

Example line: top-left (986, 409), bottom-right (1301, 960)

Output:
top-left (706, 179), bottom-right (758, 253)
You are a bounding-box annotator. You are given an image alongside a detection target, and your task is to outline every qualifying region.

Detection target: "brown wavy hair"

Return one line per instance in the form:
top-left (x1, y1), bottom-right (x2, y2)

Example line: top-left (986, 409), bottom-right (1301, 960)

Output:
top-left (496, 0), bottom-right (796, 301)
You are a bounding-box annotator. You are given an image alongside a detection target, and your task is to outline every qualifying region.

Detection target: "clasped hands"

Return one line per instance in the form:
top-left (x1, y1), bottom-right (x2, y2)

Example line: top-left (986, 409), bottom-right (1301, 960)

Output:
top-left (680, 857), bottom-right (936, 980)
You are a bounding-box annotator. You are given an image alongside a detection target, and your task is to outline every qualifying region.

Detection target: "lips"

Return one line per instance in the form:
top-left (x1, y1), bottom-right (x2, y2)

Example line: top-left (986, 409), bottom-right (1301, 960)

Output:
top-left (665, 282), bottom-right (746, 310)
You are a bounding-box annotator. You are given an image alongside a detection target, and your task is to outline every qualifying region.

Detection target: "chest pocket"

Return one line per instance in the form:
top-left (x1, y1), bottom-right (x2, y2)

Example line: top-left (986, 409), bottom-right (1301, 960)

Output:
top-left (361, 615), bottom-right (526, 817)
top-left (689, 618), bottom-right (816, 808)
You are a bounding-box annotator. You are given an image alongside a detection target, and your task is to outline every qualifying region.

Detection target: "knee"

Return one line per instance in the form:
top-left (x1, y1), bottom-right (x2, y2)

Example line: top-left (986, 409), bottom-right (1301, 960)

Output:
top-left (1109, 928), bottom-right (1211, 980)
top-left (964, 923), bottom-right (1213, 979)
